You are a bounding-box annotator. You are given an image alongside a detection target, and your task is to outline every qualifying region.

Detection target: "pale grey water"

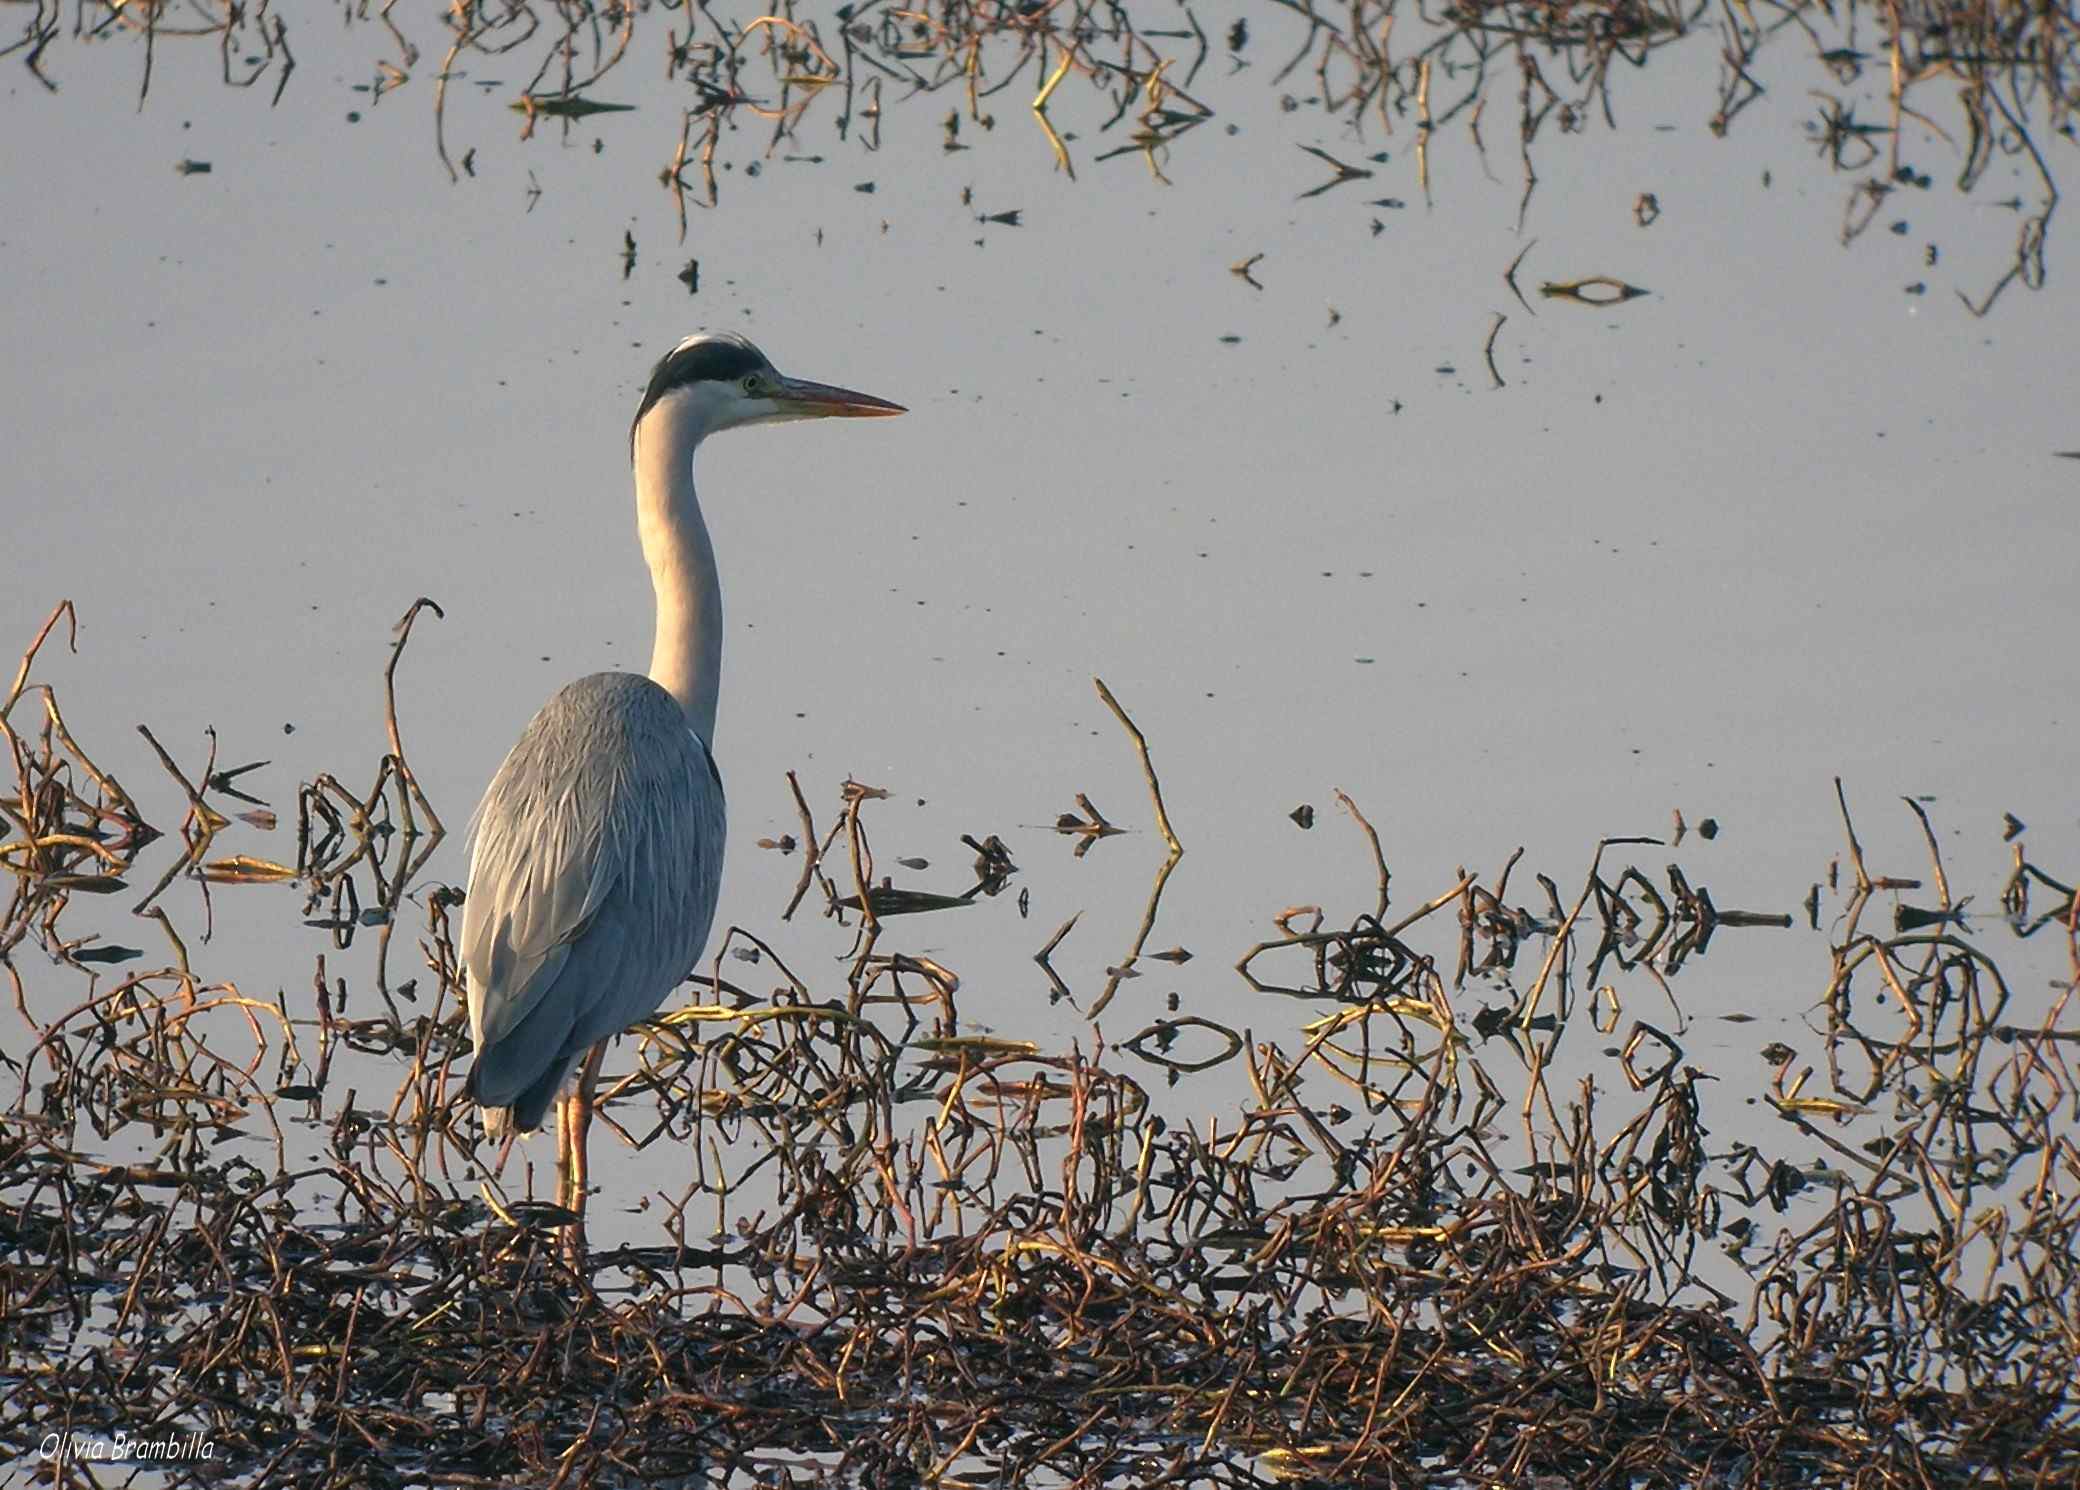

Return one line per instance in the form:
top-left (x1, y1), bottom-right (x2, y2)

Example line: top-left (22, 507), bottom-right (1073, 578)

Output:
top-left (3, 5), bottom-right (2074, 1251)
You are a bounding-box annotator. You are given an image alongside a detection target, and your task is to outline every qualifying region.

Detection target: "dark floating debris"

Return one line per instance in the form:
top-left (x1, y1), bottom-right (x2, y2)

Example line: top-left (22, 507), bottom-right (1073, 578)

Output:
top-left (963, 832), bottom-right (1017, 894)
top-left (510, 92), bottom-right (634, 119)
top-left (1895, 901), bottom-right (1964, 931)
top-left (1540, 275), bottom-right (1651, 305)
top-left (68, 943), bottom-right (143, 965)
top-left (834, 883), bottom-right (975, 916)
top-left (1291, 803), bottom-right (1315, 828)
top-left (1055, 793), bottom-right (1123, 857)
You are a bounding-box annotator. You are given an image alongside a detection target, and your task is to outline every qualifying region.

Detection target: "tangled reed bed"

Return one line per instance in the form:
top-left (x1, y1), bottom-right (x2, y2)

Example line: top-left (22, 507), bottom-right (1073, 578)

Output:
top-left (2, 599), bottom-right (2077, 1487)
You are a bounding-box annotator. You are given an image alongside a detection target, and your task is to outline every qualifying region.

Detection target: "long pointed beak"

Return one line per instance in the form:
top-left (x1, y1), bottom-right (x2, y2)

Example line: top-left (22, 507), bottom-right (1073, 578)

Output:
top-left (774, 374), bottom-right (906, 418)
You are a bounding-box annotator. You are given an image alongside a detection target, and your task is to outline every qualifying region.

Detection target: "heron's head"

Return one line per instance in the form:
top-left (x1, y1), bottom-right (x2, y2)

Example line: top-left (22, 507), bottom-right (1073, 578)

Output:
top-left (631, 332), bottom-right (904, 457)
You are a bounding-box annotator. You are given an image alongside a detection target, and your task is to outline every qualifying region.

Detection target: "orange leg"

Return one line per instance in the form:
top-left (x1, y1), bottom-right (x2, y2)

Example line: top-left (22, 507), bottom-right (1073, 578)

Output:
top-left (559, 1042), bottom-right (609, 1265)
top-left (553, 1091), bottom-right (574, 1205)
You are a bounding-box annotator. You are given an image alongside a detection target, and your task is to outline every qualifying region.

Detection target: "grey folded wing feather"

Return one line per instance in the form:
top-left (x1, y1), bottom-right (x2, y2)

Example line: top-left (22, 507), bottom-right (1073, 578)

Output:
top-left (460, 671), bottom-right (725, 1126)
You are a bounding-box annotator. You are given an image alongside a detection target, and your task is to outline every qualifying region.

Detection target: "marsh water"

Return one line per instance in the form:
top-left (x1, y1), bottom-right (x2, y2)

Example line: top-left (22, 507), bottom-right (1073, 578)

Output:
top-left (2, 1), bottom-right (2077, 1484)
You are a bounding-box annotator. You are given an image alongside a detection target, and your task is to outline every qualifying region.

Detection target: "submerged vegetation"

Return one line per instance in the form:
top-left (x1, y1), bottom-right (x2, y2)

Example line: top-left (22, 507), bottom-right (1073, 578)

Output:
top-left (5, 0), bottom-right (2075, 309)
top-left (2, 600), bottom-right (2075, 1485)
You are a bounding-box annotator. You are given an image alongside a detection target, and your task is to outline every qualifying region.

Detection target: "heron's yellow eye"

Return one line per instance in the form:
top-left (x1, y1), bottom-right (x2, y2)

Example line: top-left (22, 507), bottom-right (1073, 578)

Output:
top-left (742, 375), bottom-right (759, 394)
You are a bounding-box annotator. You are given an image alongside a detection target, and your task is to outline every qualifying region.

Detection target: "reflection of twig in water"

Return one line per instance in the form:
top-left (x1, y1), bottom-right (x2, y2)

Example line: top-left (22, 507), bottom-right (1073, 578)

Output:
top-left (1416, 56), bottom-right (1433, 207)
top-left (1, 602), bottom-right (158, 961)
top-left (131, 723), bottom-right (229, 923)
top-left (277, 600), bottom-right (447, 1002)
top-left (1034, 911), bottom-right (1082, 1005)
top-left (1515, 836), bottom-right (1661, 1031)
top-left (780, 768), bottom-right (826, 920)
top-left (1482, 311), bottom-right (1507, 388)
top-left (1334, 787), bottom-right (1389, 920)
top-left (1122, 1014), bottom-right (1243, 1075)
top-left (1959, 78), bottom-right (2057, 316)
top-left (1503, 237), bottom-right (1537, 316)
top-left (1087, 678), bottom-right (1183, 1019)
top-left (1031, 36), bottom-right (1079, 178)
top-left (1295, 143), bottom-right (1371, 199)
top-left (381, 601), bottom-right (446, 871)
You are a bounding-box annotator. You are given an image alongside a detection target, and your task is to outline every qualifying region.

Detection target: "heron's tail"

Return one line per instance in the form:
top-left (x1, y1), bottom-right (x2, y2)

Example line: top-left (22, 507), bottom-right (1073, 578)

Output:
top-left (464, 1059), bottom-right (521, 1140)
top-left (466, 1052), bottom-right (562, 1138)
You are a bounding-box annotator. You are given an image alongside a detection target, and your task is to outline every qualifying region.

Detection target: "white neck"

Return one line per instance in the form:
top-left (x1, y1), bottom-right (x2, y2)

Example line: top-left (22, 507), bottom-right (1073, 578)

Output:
top-left (633, 397), bottom-right (725, 747)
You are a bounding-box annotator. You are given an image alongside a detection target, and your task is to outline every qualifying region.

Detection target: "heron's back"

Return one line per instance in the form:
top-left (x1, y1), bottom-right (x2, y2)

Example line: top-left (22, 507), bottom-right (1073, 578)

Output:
top-left (461, 671), bottom-right (725, 1133)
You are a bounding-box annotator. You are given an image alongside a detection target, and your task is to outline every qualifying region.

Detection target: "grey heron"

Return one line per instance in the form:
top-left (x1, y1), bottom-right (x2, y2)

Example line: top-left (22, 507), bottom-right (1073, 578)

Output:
top-left (460, 332), bottom-right (903, 1243)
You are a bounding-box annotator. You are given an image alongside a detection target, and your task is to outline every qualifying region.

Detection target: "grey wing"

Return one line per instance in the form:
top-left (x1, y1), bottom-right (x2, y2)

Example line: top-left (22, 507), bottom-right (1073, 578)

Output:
top-left (460, 672), bottom-right (725, 1129)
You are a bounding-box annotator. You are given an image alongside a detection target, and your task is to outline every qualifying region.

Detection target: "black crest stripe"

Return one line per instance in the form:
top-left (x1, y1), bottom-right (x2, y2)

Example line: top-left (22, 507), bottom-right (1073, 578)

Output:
top-left (629, 335), bottom-right (768, 453)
